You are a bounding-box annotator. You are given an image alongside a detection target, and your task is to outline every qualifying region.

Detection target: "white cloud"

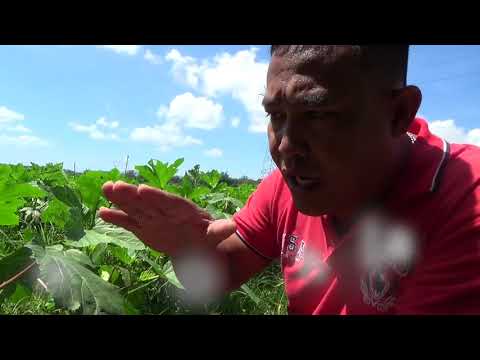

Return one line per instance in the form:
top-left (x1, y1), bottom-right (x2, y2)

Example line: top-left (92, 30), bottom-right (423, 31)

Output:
top-left (130, 92), bottom-right (222, 151)
top-left (165, 49), bottom-right (207, 88)
top-left (7, 124), bottom-right (31, 133)
top-left (144, 49), bottom-right (162, 64)
top-left (96, 117), bottom-right (119, 129)
top-left (0, 106), bottom-right (48, 147)
top-left (204, 148), bottom-right (223, 158)
top-left (130, 122), bottom-right (202, 152)
top-left (0, 134), bottom-right (48, 147)
top-left (165, 48), bottom-right (269, 133)
top-left (69, 117), bottom-right (120, 141)
top-left (160, 92), bottom-right (223, 130)
top-left (231, 117), bottom-right (240, 128)
top-left (99, 45), bottom-right (141, 56)
top-left (429, 119), bottom-right (480, 146)
top-left (0, 106), bottom-right (24, 124)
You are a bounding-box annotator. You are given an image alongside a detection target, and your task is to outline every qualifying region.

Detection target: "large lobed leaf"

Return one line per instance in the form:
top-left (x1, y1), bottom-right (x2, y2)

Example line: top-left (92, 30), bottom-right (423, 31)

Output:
top-left (28, 245), bottom-right (127, 315)
top-left (67, 218), bottom-right (145, 252)
top-left (135, 158), bottom-right (184, 189)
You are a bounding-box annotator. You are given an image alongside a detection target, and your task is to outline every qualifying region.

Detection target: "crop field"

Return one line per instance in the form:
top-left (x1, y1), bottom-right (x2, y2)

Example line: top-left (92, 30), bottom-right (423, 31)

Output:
top-left (0, 159), bottom-right (288, 315)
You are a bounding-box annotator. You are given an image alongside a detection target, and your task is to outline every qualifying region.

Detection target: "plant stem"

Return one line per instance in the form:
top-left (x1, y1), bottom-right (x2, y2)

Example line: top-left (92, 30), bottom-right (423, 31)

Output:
top-left (0, 261), bottom-right (36, 290)
top-left (127, 278), bottom-right (159, 295)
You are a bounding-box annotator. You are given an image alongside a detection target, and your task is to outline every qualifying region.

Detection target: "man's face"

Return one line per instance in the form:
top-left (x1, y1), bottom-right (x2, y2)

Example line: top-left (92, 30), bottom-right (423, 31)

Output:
top-left (264, 48), bottom-right (395, 217)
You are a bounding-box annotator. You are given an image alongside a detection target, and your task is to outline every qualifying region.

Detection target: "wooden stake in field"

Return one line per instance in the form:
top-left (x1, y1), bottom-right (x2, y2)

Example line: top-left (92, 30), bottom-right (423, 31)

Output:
top-left (124, 155), bottom-right (129, 177)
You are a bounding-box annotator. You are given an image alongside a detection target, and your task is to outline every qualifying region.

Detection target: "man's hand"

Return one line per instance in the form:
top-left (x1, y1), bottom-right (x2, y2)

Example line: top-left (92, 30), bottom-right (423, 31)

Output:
top-left (98, 181), bottom-right (237, 257)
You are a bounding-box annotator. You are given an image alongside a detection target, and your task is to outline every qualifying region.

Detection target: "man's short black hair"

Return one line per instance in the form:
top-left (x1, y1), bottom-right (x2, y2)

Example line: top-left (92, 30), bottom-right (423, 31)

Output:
top-left (270, 45), bottom-right (409, 87)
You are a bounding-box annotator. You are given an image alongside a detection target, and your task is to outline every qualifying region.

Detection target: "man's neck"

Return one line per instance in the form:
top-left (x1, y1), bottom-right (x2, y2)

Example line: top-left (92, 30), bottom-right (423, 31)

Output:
top-left (330, 133), bottom-right (413, 237)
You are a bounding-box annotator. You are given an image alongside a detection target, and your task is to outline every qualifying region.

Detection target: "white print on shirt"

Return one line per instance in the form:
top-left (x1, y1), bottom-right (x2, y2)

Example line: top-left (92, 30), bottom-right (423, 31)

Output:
top-left (295, 240), bottom-right (305, 262)
top-left (282, 234), bottom-right (306, 263)
top-left (281, 233), bottom-right (298, 259)
top-left (287, 234), bottom-right (297, 252)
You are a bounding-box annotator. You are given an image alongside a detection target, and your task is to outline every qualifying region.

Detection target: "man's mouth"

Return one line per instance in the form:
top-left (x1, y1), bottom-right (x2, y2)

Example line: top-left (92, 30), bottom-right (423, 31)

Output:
top-left (286, 175), bottom-right (323, 191)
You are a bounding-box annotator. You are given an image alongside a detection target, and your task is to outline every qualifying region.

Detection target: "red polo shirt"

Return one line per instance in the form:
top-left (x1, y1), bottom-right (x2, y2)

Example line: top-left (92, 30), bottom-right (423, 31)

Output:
top-left (233, 117), bottom-right (480, 314)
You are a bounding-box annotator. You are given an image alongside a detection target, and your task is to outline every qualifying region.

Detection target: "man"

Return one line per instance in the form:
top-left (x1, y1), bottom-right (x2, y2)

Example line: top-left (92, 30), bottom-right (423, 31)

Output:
top-left (99, 45), bottom-right (480, 314)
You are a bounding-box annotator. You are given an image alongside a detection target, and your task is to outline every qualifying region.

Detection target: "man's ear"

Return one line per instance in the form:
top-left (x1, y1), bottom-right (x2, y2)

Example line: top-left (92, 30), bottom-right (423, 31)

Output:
top-left (391, 85), bottom-right (422, 137)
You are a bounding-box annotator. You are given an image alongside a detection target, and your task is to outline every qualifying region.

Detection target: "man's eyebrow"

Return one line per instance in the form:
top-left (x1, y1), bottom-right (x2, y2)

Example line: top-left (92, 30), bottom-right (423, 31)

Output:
top-left (290, 93), bottom-right (335, 107)
top-left (262, 95), bottom-right (279, 108)
top-left (262, 92), bottom-right (336, 109)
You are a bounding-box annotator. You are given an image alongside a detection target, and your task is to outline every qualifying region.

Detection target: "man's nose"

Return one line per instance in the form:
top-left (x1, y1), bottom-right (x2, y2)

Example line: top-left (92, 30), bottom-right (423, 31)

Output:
top-left (277, 118), bottom-right (309, 158)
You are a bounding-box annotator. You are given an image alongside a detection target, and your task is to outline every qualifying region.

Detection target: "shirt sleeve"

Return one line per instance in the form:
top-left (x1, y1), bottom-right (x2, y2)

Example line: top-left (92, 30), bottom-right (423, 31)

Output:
top-left (232, 172), bottom-right (282, 261)
top-left (396, 185), bottom-right (480, 314)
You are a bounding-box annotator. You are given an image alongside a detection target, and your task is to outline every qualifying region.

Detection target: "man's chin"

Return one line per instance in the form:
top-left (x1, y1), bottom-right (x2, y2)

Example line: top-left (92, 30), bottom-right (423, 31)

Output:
top-left (292, 198), bottom-right (329, 217)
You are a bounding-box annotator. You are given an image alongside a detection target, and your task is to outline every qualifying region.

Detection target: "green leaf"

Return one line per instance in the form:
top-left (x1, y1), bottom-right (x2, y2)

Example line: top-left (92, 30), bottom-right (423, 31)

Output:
top-left (161, 261), bottom-right (184, 289)
top-left (32, 246), bottom-right (126, 314)
top-left (110, 246), bottom-right (135, 266)
top-left (22, 228), bottom-right (34, 243)
top-left (41, 198), bottom-right (70, 229)
top-left (140, 255), bottom-right (184, 289)
top-left (67, 218), bottom-right (145, 251)
top-left (0, 208), bottom-right (20, 226)
top-left (32, 162), bottom-right (68, 187)
top-left (240, 284), bottom-right (262, 305)
top-left (139, 269), bottom-right (159, 282)
top-left (149, 249), bottom-right (163, 259)
top-left (135, 158), bottom-right (184, 189)
top-left (65, 249), bottom-right (94, 268)
top-left (64, 207), bottom-right (85, 240)
top-left (8, 283), bottom-right (32, 304)
top-left (201, 170), bottom-right (221, 190)
top-left (117, 267), bottom-right (132, 287)
top-left (76, 169), bottom-right (120, 214)
top-left (164, 184), bottom-right (181, 195)
top-left (99, 265), bottom-right (113, 282)
top-left (0, 164), bottom-right (12, 180)
top-left (91, 243), bottom-right (108, 265)
top-left (49, 185), bottom-right (82, 209)
top-left (180, 175), bottom-right (194, 197)
top-left (8, 164), bottom-right (29, 183)
top-left (47, 244), bottom-right (64, 252)
top-left (134, 165), bottom-right (160, 188)
top-left (189, 186), bottom-right (210, 204)
top-left (0, 182), bottom-right (46, 226)
top-left (205, 192), bottom-right (226, 204)
top-left (110, 269), bottom-right (120, 285)
top-left (205, 204), bottom-right (226, 220)
top-left (1, 182), bottom-right (46, 200)
top-left (123, 300), bottom-right (140, 315)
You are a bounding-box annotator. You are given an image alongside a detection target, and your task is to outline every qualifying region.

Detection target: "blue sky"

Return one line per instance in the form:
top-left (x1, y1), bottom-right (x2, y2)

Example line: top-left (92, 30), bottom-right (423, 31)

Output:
top-left (0, 45), bottom-right (479, 179)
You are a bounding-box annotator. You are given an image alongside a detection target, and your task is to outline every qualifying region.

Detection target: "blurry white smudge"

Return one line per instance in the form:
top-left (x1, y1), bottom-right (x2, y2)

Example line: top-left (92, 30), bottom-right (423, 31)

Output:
top-left (356, 211), bottom-right (418, 274)
top-left (383, 224), bottom-right (417, 275)
top-left (299, 249), bottom-right (331, 285)
top-left (174, 250), bottom-right (226, 307)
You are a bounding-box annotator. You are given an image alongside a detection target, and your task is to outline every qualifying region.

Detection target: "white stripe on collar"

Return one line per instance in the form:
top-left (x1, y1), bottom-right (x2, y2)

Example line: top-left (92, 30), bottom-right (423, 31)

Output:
top-left (430, 137), bottom-right (450, 192)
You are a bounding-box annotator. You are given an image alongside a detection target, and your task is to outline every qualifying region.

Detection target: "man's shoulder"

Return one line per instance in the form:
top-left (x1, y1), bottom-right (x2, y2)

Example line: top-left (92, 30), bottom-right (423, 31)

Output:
top-left (426, 142), bottom-right (480, 242)
top-left (440, 142), bottom-right (480, 196)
